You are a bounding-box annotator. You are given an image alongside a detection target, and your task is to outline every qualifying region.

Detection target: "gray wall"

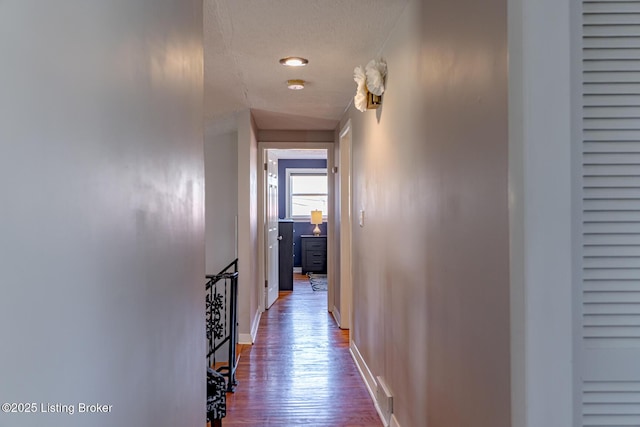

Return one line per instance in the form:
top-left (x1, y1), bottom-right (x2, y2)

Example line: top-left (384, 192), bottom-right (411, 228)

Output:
top-left (205, 130), bottom-right (238, 274)
top-left (0, 2), bottom-right (205, 426)
top-left (341, 0), bottom-right (510, 425)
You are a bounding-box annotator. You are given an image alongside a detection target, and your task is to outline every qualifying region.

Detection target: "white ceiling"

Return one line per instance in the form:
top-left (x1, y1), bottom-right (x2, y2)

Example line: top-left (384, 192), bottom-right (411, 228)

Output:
top-left (204, 0), bottom-right (409, 131)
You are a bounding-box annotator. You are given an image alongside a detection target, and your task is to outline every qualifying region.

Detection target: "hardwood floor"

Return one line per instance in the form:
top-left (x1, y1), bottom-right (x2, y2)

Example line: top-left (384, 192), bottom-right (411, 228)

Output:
top-left (222, 274), bottom-right (382, 427)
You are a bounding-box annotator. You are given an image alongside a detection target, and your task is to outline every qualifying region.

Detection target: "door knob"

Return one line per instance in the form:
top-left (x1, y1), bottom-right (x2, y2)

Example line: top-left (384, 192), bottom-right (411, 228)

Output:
top-left (277, 236), bottom-right (283, 241)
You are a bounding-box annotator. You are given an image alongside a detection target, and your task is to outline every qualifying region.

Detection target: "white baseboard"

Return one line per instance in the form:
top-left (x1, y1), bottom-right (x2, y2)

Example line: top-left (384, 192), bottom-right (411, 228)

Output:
top-left (250, 308), bottom-right (261, 342)
top-left (238, 308), bottom-right (262, 344)
top-left (293, 267), bottom-right (302, 273)
top-left (332, 305), bottom-right (342, 327)
top-left (350, 341), bottom-right (389, 427)
top-left (390, 414), bottom-right (401, 427)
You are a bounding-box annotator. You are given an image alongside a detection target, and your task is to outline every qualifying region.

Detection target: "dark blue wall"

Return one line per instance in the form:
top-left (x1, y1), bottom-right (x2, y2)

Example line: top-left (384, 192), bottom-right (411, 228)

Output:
top-left (278, 158), bottom-right (327, 219)
top-left (278, 158), bottom-right (327, 267)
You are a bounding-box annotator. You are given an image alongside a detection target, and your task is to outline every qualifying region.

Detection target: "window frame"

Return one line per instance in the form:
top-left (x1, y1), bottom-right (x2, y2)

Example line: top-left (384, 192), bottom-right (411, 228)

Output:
top-left (285, 168), bottom-right (329, 221)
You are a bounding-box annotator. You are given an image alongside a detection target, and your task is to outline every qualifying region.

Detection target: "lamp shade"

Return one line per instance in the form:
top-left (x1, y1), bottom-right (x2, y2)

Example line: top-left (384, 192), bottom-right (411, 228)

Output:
top-left (310, 210), bottom-right (323, 225)
top-left (310, 210), bottom-right (323, 236)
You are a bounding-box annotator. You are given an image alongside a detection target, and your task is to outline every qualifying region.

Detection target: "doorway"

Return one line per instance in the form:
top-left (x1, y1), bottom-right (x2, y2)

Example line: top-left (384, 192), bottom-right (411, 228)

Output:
top-left (257, 143), bottom-right (334, 315)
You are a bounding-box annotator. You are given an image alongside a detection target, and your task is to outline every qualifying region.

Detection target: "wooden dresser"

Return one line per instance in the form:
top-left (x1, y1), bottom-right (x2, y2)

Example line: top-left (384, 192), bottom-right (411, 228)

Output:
top-left (300, 235), bottom-right (327, 274)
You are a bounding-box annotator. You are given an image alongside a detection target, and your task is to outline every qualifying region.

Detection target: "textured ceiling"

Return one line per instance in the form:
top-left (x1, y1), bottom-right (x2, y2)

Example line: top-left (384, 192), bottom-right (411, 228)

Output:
top-left (204, 0), bottom-right (409, 131)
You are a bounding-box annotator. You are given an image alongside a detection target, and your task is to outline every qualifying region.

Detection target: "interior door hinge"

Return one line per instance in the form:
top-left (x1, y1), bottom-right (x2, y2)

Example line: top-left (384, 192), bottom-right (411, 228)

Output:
top-left (265, 279), bottom-right (268, 288)
top-left (333, 166), bottom-right (338, 173)
top-left (264, 163), bottom-right (268, 171)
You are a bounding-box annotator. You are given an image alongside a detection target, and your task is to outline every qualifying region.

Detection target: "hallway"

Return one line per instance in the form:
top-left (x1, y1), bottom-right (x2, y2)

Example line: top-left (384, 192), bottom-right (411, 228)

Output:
top-left (223, 274), bottom-right (382, 426)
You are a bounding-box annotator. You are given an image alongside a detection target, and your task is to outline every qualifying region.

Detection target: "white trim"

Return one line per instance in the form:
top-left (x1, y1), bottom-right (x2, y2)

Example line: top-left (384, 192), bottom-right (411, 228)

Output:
top-left (332, 305), bottom-right (341, 327)
top-left (570, 0), bottom-right (583, 425)
top-left (338, 119), bottom-right (353, 330)
top-left (390, 414), bottom-right (401, 427)
top-left (257, 141), bottom-right (335, 316)
top-left (350, 341), bottom-right (377, 403)
top-left (264, 150), bottom-right (280, 310)
top-left (251, 307), bottom-right (261, 342)
top-left (234, 215), bottom-right (238, 259)
top-left (285, 168), bottom-right (329, 220)
top-left (257, 147), bottom-right (266, 312)
top-left (350, 341), bottom-right (389, 427)
top-left (508, 0), bottom-right (574, 424)
top-left (293, 267), bottom-right (302, 274)
top-left (339, 119), bottom-right (352, 141)
top-left (291, 217), bottom-right (319, 223)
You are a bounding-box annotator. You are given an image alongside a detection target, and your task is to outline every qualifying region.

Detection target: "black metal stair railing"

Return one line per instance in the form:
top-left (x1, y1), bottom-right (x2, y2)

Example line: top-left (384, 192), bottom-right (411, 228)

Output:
top-left (206, 258), bottom-right (238, 393)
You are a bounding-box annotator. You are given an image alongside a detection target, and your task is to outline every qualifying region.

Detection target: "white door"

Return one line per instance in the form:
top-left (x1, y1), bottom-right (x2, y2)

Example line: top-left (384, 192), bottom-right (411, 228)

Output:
top-left (577, 2), bottom-right (640, 424)
top-left (265, 151), bottom-right (279, 309)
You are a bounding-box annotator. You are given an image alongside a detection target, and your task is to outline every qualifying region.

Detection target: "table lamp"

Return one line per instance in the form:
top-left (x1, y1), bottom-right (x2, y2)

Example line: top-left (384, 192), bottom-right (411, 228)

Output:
top-left (310, 210), bottom-right (323, 236)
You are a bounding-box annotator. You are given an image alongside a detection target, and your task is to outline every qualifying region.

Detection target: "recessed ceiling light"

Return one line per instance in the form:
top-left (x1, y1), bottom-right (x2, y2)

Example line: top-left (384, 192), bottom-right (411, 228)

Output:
top-left (279, 57), bottom-right (308, 67)
top-left (287, 79), bottom-right (305, 90)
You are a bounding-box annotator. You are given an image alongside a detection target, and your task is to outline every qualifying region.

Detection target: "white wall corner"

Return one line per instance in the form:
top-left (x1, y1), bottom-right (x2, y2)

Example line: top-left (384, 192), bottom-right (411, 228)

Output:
top-left (332, 305), bottom-right (342, 327)
top-left (238, 333), bottom-right (253, 345)
top-left (238, 309), bottom-right (261, 344)
top-left (250, 308), bottom-right (262, 342)
top-left (350, 341), bottom-right (390, 427)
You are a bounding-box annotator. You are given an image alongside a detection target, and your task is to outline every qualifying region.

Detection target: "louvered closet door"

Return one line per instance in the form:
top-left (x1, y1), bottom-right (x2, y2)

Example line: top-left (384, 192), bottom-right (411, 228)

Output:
top-left (580, 1), bottom-right (640, 425)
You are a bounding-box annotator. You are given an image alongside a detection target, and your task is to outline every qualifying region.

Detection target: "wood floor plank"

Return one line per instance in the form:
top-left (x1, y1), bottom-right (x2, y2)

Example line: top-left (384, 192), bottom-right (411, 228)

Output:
top-left (222, 274), bottom-right (382, 427)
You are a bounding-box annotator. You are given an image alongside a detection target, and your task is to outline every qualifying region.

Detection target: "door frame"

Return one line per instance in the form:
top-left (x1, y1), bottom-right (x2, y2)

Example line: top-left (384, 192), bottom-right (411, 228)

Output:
top-left (257, 141), bottom-right (335, 312)
top-left (264, 150), bottom-right (279, 309)
top-left (337, 120), bottom-right (353, 330)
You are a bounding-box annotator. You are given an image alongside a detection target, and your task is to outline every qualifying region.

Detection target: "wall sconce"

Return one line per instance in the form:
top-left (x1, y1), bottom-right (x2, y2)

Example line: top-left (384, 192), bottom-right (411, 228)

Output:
top-left (310, 210), bottom-right (323, 236)
top-left (353, 59), bottom-right (387, 112)
top-left (367, 92), bottom-right (382, 109)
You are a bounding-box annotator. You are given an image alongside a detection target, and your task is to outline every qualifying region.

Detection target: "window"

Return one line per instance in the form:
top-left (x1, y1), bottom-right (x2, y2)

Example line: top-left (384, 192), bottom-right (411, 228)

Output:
top-left (286, 168), bottom-right (328, 219)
